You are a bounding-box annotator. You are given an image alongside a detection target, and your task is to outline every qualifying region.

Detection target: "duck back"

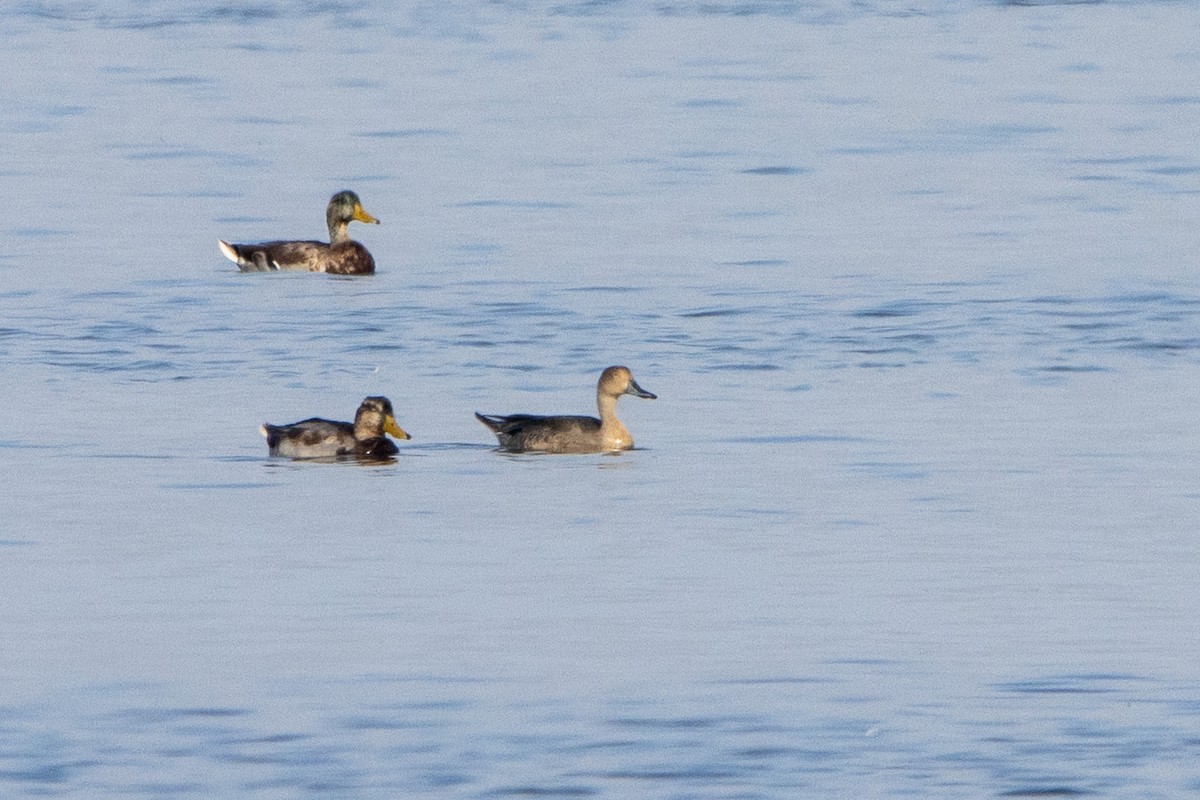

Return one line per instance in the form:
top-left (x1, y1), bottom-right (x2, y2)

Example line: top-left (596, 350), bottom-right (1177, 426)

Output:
top-left (476, 413), bottom-right (605, 453)
top-left (262, 418), bottom-right (357, 458)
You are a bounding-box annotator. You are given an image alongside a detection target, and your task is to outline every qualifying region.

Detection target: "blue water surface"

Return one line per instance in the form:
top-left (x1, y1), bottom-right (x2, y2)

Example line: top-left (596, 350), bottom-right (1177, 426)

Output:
top-left (1, 1), bottom-right (1199, 797)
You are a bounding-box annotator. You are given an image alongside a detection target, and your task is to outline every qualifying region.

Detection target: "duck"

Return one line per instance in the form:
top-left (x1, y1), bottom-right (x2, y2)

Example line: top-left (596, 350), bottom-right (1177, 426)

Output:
top-left (261, 396), bottom-right (410, 460)
top-left (219, 190), bottom-right (380, 275)
top-left (475, 366), bottom-right (657, 453)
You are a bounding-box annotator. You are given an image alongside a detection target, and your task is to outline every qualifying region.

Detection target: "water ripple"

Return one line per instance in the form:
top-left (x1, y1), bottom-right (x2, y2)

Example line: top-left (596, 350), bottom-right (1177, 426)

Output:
top-left (1, 672), bottom-right (1197, 798)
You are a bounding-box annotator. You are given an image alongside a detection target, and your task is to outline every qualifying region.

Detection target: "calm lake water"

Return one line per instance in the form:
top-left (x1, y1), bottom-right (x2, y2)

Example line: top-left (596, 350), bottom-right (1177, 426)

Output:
top-left (2, 1), bottom-right (1200, 797)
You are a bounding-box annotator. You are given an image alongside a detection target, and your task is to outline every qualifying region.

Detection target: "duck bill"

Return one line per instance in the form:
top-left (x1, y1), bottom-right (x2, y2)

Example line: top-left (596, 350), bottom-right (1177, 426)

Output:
top-left (385, 415), bottom-right (411, 440)
top-left (353, 203), bottom-right (380, 225)
top-left (626, 379), bottom-right (657, 400)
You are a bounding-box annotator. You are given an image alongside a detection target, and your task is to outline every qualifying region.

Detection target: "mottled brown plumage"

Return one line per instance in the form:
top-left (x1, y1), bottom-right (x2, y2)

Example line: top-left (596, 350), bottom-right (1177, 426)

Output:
top-left (476, 366), bottom-right (657, 453)
top-left (261, 396), bottom-right (410, 460)
top-left (219, 190), bottom-right (380, 275)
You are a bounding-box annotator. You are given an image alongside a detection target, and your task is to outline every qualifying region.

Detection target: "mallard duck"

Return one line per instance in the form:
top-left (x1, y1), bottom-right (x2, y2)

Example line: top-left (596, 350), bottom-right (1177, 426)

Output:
top-left (475, 366), bottom-right (657, 453)
top-left (219, 190), bottom-right (380, 275)
top-left (261, 396), bottom-right (410, 459)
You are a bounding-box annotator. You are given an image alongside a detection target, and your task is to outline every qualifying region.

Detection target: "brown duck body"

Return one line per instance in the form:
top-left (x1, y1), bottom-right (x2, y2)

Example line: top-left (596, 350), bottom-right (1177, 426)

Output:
top-left (261, 418), bottom-right (396, 459)
top-left (219, 190), bottom-right (379, 275)
top-left (476, 366), bottom-right (656, 454)
top-left (474, 413), bottom-right (610, 454)
top-left (221, 239), bottom-right (375, 275)
top-left (261, 396), bottom-right (410, 460)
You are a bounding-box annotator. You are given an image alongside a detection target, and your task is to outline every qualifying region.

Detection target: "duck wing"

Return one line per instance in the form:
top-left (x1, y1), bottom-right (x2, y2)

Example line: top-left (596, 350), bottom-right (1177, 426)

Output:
top-left (475, 413), bottom-right (601, 453)
top-left (262, 418), bottom-right (356, 458)
top-left (220, 239), bottom-right (328, 272)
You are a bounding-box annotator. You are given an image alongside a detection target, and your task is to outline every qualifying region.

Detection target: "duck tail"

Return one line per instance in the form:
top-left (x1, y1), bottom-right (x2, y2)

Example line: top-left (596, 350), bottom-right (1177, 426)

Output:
top-left (218, 240), bottom-right (243, 266)
top-left (474, 412), bottom-right (503, 432)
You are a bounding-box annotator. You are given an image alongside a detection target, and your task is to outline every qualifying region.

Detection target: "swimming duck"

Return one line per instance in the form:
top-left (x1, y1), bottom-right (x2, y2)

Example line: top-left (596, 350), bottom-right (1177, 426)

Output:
top-left (261, 396), bottom-right (410, 459)
top-left (475, 366), bottom-right (657, 453)
top-left (219, 190), bottom-right (380, 275)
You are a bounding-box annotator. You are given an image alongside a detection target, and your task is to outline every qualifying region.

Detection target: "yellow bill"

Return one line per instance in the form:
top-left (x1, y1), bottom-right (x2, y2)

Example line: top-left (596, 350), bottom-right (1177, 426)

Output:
top-left (353, 202), bottom-right (380, 225)
top-left (385, 415), bottom-right (411, 440)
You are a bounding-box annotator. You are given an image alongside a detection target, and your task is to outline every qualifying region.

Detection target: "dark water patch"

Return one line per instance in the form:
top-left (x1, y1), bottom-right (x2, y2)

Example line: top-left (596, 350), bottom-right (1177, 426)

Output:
top-left (848, 461), bottom-right (929, 481)
top-left (718, 675), bottom-right (837, 685)
top-left (674, 149), bottom-right (737, 160)
top-left (419, 770), bottom-right (473, 788)
top-left (677, 505), bottom-right (792, 521)
top-left (824, 657), bottom-right (906, 668)
top-left (706, 362), bottom-right (781, 371)
top-left (724, 434), bottom-right (868, 445)
top-left (1028, 294), bottom-right (1082, 307)
top-left (0, 438), bottom-right (74, 452)
top-left (556, 738), bottom-right (642, 754)
top-left (679, 306), bottom-right (754, 318)
top-left (44, 103), bottom-right (89, 116)
top-left (478, 301), bottom-right (575, 318)
top-left (215, 751), bottom-right (293, 766)
top-left (999, 788), bottom-right (1094, 797)
top-left (339, 715), bottom-right (439, 731)
top-left (886, 331), bottom-right (939, 344)
top-left (565, 285), bottom-right (645, 293)
top-left (740, 165), bottom-right (809, 176)
top-left (41, 355), bottom-right (183, 374)
top-left (120, 148), bottom-right (266, 168)
top-left (1145, 164), bottom-right (1200, 176)
top-left (725, 207), bottom-right (783, 220)
top-left (852, 300), bottom-right (942, 318)
top-left (141, 74), bottom-right (215, 87)
top-left (81, 320), bottom-right (161, 340)
top-left (173, 706), bottom-right (253, 719)
top-left (161, 482), bottom-right (279, 490)
top-left (20, 2), bottom-right (361, 29)
top-left (598, 765), bottom-right (742, 780)
top-left (994, 675), bottom-right (1135, 695)
top-left (852, 345), bottom-right (919, 355)
top-left (1032, 364), bottom-right (1110, 373)
top-left (721, 259), bottom-right (789, 267)
top-left (214, 214), bottom-right (273, 225)
top-left (733, 744), bottom-right (837, 760)
top-left (0, 761), bottom-right (96, 783)
top-left (609, 715), bottom-right (725, 730)
top-left (677, 98), bottom-right (741, 109)
top-left (485, 786), bottom-right (598, 797)
top-left (1067, 155), bottom-right (1172, 167)
top-left (1118, 338), bottom-right (1200, 352)
top-left (357, 341), bottom-right (407, 352)
top-left (11, 227), bottom-right (71, 238)
top-left (229, 114), bottom-right (295, 126)
top-left (466, 360), bottom-right (544, 373)
top-left (232, 732), bottom-right (311, 745)
top-left (334, 77), bottom-right (384, 90)
top-left (124, 782), bottom-right (204, 795)
top-left (455, 199), bottom-right (575, 210)
top-left (84, 454), bottom-right (174, 463)
top-left (1145, 94), bottom-right (1200, 106)
top-left (360, 128), bottom-right (456, 139)
top-left (1059, 320), bottom-right (1119, 331)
